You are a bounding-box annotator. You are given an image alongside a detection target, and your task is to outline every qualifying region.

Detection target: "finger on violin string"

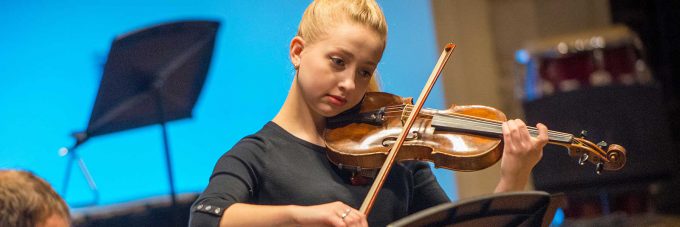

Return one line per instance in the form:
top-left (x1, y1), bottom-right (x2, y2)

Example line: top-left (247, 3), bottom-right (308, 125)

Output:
top-left (509, 120), bottom-right (530, 150)
top-left (512, 119), bottom-right (527, 129)
top-left (502, 121), bottom-right (514, 148)
top-left (506, 120), bottom-right (522, 142)
top-left (535, 123), bottom-right (549, 145)
top-left (515, 119), bottom-right (531, 144)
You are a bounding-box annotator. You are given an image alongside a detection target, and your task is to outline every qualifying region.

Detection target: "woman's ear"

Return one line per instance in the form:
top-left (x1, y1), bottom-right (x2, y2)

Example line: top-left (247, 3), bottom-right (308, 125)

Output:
top-left (290, 36), bottom-right (305, 70)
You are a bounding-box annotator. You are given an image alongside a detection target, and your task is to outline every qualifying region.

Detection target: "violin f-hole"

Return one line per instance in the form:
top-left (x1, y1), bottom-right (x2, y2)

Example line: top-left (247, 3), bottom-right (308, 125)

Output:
top-left (381, 131), bottom-right (421, 147)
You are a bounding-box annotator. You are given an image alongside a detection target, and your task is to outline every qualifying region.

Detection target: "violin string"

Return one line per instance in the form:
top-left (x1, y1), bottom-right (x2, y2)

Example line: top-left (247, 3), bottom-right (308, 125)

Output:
top-left (431, 115), bottom-right (573, 141)
top-left (377, 106), bottom-right (572, 140)
top-left (372, 104), bottom-right (573, 139)
top-left (380, 114), bottom-right (573, 141)
top-left (394, 105), bottom-right (573, 137)
top-left (452, 116), bottom-right (570, 139)
top-left (436, 117), bottom-right (570, 140)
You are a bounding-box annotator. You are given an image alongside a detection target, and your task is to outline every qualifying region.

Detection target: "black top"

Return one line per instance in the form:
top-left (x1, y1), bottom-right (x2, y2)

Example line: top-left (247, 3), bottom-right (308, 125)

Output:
top-left (189, 122), bottom-right (450, 226)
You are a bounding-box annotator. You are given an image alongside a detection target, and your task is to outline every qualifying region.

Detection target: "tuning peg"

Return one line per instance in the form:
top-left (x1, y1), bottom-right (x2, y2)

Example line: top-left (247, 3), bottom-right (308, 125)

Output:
top-left (580, 130), bottom-right (588, 138)
top-left (595, 162), bottom-right (604, 175)
top-left (597, 141), bottom-right (608, 148)
top-left (578, 153), bottom-right (589, 166)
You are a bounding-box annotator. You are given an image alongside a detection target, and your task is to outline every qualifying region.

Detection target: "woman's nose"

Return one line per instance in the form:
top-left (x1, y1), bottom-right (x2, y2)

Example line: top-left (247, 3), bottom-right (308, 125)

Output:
top-left (337, 70), bottom-right (356, 91)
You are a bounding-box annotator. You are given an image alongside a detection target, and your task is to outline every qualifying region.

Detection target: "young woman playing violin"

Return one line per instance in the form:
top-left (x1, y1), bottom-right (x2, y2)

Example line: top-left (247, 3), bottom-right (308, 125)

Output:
top-left (189, 0), bottom-right (548, 226)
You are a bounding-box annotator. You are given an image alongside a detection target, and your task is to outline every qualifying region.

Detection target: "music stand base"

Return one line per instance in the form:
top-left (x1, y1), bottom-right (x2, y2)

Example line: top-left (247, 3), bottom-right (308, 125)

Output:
top-left (61, 145), bottom-right (100, 207)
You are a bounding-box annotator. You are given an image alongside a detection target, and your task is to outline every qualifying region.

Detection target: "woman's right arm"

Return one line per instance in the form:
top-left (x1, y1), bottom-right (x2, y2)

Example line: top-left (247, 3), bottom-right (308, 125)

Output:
top-left (188, 141), bottom-right (366, 227)
top-left (218, 202), bottom-right (366, 227)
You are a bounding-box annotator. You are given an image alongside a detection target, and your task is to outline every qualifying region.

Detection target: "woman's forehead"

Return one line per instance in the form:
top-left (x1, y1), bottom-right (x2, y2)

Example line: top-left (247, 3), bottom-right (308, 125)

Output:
top-left (314, 24), bottom-right (384, 60)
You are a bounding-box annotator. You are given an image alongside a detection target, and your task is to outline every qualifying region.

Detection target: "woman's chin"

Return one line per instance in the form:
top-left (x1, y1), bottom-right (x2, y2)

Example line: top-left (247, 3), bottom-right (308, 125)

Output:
top-left (318, 110), bottom-right (341, 118)
top-left (316, 104), bottom-right (345, 118)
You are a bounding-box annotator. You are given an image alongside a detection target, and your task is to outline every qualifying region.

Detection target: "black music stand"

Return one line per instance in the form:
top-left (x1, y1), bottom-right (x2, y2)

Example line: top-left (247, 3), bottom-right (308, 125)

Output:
top-left (388, 191), bottom-right (566, 227)
top-left (60, 20), bottom-right (219, 207)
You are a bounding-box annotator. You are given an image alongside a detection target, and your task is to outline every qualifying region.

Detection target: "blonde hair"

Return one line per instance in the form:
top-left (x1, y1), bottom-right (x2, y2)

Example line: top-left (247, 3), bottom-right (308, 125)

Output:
top-left (297, 0), bottom-right (387, 92)
top-left (367, 72), bottom-right (382, 92)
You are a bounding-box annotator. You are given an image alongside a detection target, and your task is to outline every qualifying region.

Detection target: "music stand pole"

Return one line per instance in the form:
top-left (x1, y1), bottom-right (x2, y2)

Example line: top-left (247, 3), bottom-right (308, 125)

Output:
top-left (154, 89), bottom-right (177, 206)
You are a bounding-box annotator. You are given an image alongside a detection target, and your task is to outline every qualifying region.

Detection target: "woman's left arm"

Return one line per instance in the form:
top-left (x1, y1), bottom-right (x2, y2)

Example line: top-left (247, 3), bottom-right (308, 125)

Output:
top-left (495, 119), bottom-right (549, 193)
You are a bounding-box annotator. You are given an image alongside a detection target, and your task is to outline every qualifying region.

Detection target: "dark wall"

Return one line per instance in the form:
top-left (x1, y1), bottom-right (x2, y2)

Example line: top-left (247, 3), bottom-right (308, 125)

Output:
top-left (527, 85), bottom-right (676, 193)
top-left (609, 0), bottom-right (680, 214)
top-left (610, 0), bottom-right (680, 142)
top-left (524, 0), bottom-right (680, 216)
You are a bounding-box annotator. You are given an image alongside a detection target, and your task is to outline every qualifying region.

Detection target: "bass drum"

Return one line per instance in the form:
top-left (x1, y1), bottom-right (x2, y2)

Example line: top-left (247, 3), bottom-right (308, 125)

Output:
top-left (516, 25), bottom-right (653, 101)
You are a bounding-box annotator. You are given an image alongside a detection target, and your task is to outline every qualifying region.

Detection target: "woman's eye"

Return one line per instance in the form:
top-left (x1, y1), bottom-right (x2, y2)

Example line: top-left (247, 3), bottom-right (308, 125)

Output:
top-left (359, 70), bottom-right (372, 78)
top-left (330, 57), bottom-right (345, 66)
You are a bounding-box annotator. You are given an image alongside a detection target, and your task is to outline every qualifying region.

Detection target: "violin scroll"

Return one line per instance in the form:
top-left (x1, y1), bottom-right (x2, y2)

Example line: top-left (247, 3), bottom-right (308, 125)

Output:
top-left (604, 144), bottom-right (626, 171)
top-left (568, 137), bottom-right (627, 174)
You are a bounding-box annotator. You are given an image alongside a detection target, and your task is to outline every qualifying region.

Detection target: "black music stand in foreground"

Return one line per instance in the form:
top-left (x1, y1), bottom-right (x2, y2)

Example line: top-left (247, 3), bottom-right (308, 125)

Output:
top-left (60, 20), bottom-right (219, 207)
top-left (388, 191), bottom-right (566, 227)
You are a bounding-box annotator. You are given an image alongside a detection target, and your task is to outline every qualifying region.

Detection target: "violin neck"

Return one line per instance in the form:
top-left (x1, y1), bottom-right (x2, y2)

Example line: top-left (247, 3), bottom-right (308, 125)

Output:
top-left (430, 113), bottom-right (574, 144)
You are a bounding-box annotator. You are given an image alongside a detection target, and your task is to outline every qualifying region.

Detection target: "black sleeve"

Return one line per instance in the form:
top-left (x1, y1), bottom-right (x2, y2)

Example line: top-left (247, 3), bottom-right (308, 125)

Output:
top-left (189, 138), bottom-right (265, 227)
top-left (405, 161), bottom-right (451, 214)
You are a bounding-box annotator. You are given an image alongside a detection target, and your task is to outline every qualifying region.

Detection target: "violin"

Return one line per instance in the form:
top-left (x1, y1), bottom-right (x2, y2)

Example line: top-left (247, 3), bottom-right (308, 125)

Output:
top-left (324, 91), bottom-right (626, 174)
top-left (323, 43), bottom-right (626, 215)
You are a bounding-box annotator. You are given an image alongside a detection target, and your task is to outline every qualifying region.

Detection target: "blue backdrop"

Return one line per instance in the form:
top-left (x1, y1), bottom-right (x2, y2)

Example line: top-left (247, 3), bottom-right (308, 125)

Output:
top-left (0, 0), bottom-right (457, 209)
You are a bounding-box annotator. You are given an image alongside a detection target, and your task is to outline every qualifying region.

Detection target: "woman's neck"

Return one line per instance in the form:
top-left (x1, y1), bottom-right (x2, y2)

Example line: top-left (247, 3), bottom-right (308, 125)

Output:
top-left (272, 77), bottom-right (327, 147)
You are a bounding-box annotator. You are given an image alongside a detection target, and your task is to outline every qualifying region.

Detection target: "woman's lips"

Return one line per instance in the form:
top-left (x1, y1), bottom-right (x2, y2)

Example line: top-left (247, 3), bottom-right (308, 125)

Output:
top-left (326, 95), bottom-right (347, 106)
